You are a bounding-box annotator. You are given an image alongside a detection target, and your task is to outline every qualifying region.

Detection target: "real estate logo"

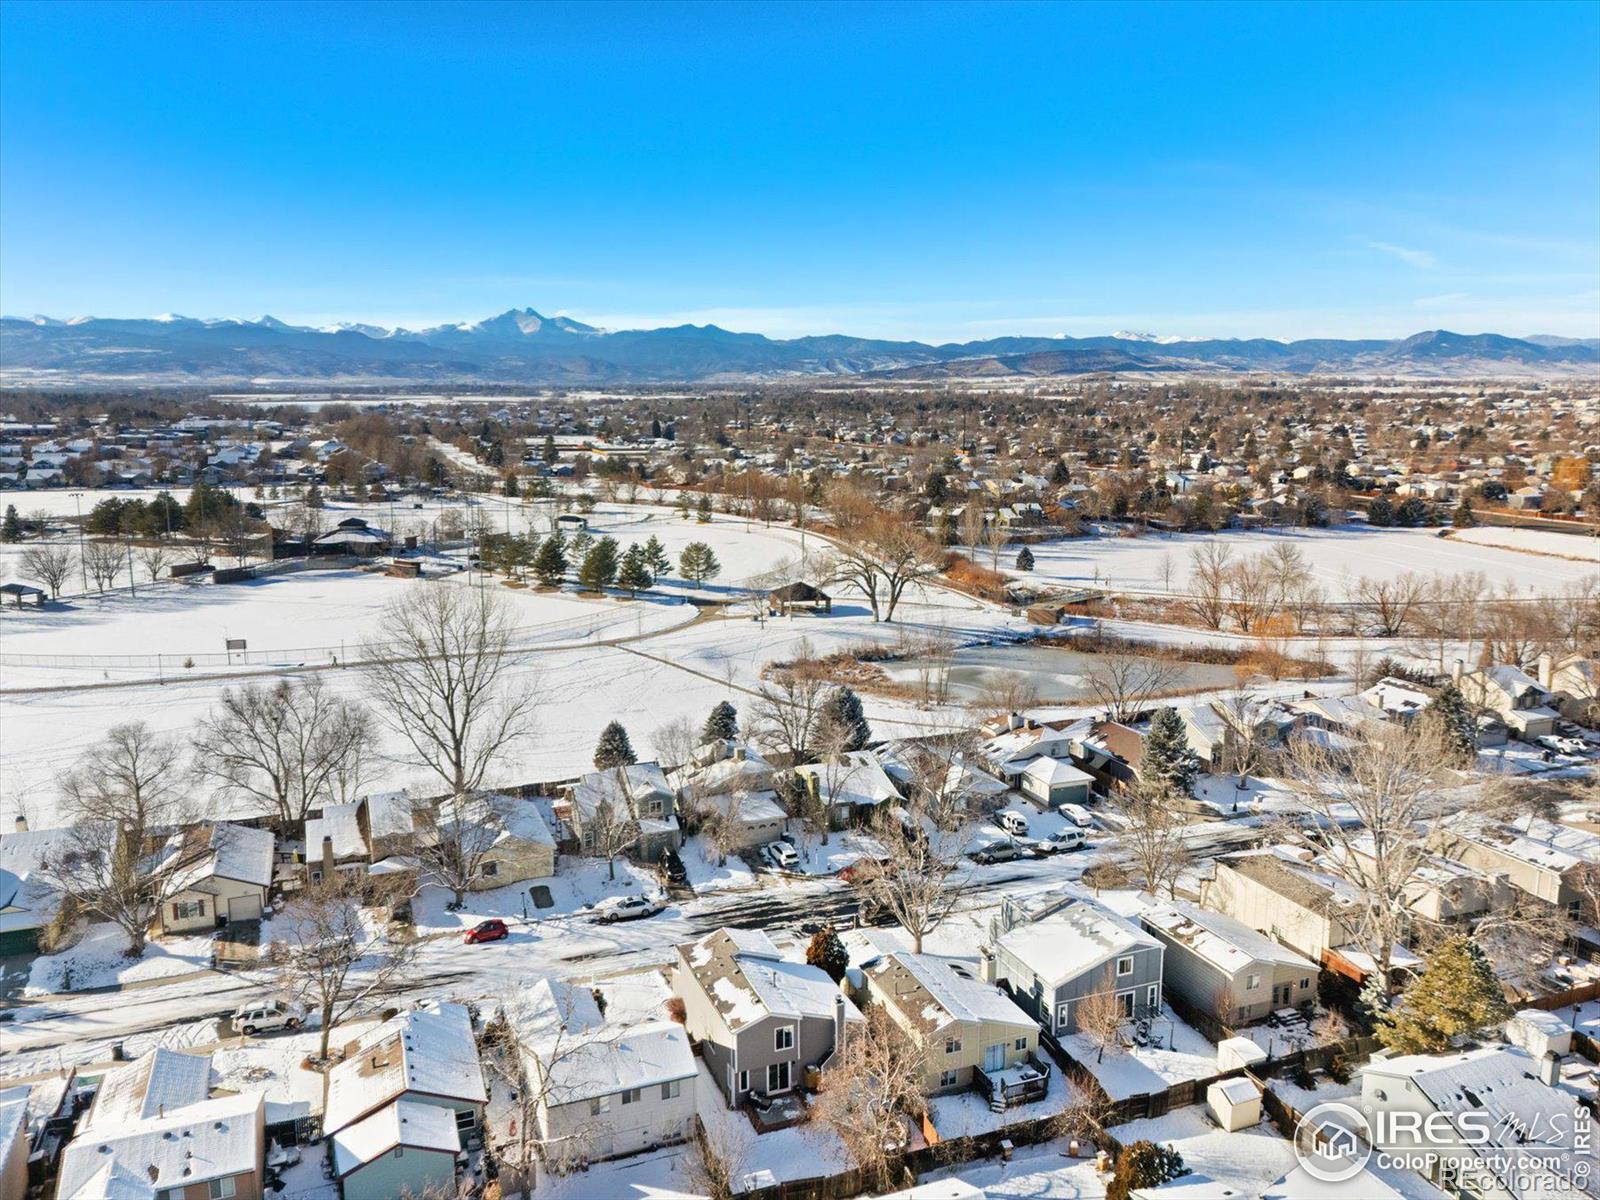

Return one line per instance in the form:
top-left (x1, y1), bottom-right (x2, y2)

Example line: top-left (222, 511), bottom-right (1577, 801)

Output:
top-left (1293, 1102), bottom-right (1372, 1183)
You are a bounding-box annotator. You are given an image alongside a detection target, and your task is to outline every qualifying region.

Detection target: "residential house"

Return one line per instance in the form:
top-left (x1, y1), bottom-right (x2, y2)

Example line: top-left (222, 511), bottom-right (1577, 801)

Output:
top-left (303, 802), bottom-right (370, 884)
top-left (672, 928), bottom-right (862, 1106)
top-left (1017, 756), bottom-right (1095, 808)
top-left (434, 793), bottom-right (557, 890)
top-left (322, 1003), bottom-right (487, 1172)
top-left (981, 896), bottom-right (1164, 1035)
top-left (668, 741), bottom-right (787, 850)
top-left (1458, 663), bottom-right (1559, 740)
top-left (330, 1099), bottom-right (459, 1200)
top-left (56, 1050), bottom-right (265, 1200)
top-left (1141, 900), bottom-right (1317, 1025)
top-left (1359, 1046), bottom-right (1585, 1200)
top-left (976, 716), bottom-right (1080, 786)
top-left (859, 951), bottom-right (1044, 1105)
top-left (1339, 834), bottom-right (1501, 924)
top-left (1436, 813), bottom-right (1600, 921)
top-left (1199, 849), bottom-right (1361, 966)
top-left (1544, 652), bottom-right (1600, 723)
top-left (0, 868), bottom-right (45, 957)
top-left (512, 975), bottom-right (696, 1165)
top-left (159, 823), bottom-right (275, 934)
top-left (793, 752), bottom-right (902, 829)
top-left (558, 763), bottom-right (681, 861)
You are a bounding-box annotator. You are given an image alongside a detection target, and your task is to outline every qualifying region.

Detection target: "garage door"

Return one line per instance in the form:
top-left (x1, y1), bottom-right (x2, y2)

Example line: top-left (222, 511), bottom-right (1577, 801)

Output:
top-left (227, 894), bottom-right (263, 922)
top-left (0, 926), bottom-right (39, 956)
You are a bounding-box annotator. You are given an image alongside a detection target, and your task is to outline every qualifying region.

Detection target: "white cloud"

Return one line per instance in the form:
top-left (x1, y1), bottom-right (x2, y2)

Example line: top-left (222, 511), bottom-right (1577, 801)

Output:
top-left (1368, 241), bottom-right (1438, 269)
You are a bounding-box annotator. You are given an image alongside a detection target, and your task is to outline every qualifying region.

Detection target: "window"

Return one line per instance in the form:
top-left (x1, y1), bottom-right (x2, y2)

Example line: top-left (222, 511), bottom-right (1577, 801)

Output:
top-left (590, 1095), bottom-right (611, 1116)
top-left (454, 1109), bottom-right (476, 1135)
top-left (661, 1079), bottom-right (681, 1100)
top-left (1245, 973), bottom-right (1261, 990)
top-left (621, 1088), bottom-right (641, 1105)
top-left (1056, 1002), bottom-right (1072, 1030)
top-left (940, 1069), bottom-right (959, 1087)
top-left (394, 1147), bottom-right (404, 1159)
top-left (172, 899), bottom-right (206, 921)
top-left (207, 1179), bottom-right (236, 1200)
top-left (1118, 991), bottom-right (1135, 1018)
top-left (1146, 985), bottom-right (1159, 1010)
top-left (1014, 1037), bottom-right (1027, 1050)
top-left (774, 1026), bottom-right (794, 1052)
top-left (1299, 978), bottom-right (1311, 991)
top-left (737, 1070), bottom-right (749, 1094)
top-left (1115, 956), bottom-right (1133, 977)
top-left (767, 1061), bottom-right (791, 1092)
top-left (944, 1036), bottom-right (963, 1055)
top-left (481, 861), bottom-right (499, 877)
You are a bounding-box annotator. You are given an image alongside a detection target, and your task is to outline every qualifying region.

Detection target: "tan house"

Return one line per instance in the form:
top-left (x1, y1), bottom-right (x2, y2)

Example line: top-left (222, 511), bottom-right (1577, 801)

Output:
top-left (1457, 663), bottom-right (1559, 739)
top-left (1546, 652), bottom-right (1600, 722)
top-left (159, 822), bottom-right (275, 934)
top-left (1199, 850), bottom-right (1360, 964)
top-left (1436, 813), bottom-right (1600, 921)
top-left (55, 1050), bottom-right (266, 1200)
top-left (435, 792), bottom-right (557, 890)
top-left (859, 951), bottom-right (1044, 1106)
top-left (0, 1086), bottom-right (27, 1200)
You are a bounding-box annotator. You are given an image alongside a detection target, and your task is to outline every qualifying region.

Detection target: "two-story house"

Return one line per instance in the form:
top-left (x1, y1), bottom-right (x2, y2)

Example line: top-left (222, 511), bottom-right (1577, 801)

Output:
top-left (1436, 813), bottom-right (1600, 922)
top-left (1458, 663), bottom-right (1559, 740)
top-left (672, 928), bottom-right (862, 1107)
top-left (1200, 849), bottom-right (1361, 965)
top-left (558, 763), bottom-right (681, 861)
top-left (981, 896), bottom-right (1164, 1035)
top-left (1141, 900), bottom-right (1317, 1025)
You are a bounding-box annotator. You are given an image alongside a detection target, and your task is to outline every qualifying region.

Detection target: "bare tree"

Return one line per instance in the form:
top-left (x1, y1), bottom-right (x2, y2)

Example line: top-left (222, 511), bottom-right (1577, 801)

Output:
top-left (40, 723), bottom-right (193, 956)
top-left (650, 715), bottom-right (701, 773)
top-left (749, 661), bottom-right (828, 765)
top-left (193, 677), bottom-right (372, 831)
top-left (1348, 572), bottom-right (1427, 637)
top-left (136, 540), bottom-right (172, 583)
top-left (823, 512), bottom-right (942, 622)
top-left (82, 540), bottom-right (123, 591)
top-left (1086, 647), bottom-right (1182, 723)
top-left (1278, 720), bottom-right (1454, 998)
top-left (972, 670), bottom-right (1039, 716)
top-left (271, 873), bottom-right (417, 1062)
top-left (813, 1005), bottom-right (925, 1193)
top-left (854, 810), bottom-right (964, 954)
top-left (362, 586), bottom-right (538, 797)
top-left (588, 770), bottom-right (642, 881)
top-left (417, 792), bottom-right (511, 909)
top-left (1110, 782), bottom-right (1190, 899)
top-left (20, 543), bottom-right (73, 596)
top-left (1186, 542), bottom-right (1232, 629)
top-left (1075, 970), bottom-right (1126, 1063)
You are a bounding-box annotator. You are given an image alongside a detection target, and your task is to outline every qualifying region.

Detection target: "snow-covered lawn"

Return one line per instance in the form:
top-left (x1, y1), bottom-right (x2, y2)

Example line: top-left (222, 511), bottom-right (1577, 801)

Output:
top-left (928, 1051), bottom-right (1071, 1140)
top-left (790, 831), bottom-right (887, 876)
top-left (411, 857), bottom-right (663, 934)
top-left (1109, 1105), bottom-right (1299, 1198)
top-left (919, 1141), bottom-right (1103, 1199)
top-left (681, 835), bottom-right (758, 894)
top-left (25, 923), bottom-right (215, 995)
top-left (210, 1030), bottom-right (327, 1124)
top-left (1060, 1006), bottom-right (1220, 1101)
top-left (694, 1062), bottom-right (855, 1194)
top-left (1007, 523), bottom-right (1600, 595)
top-left (533, 1142), bottom-right (704, 1200)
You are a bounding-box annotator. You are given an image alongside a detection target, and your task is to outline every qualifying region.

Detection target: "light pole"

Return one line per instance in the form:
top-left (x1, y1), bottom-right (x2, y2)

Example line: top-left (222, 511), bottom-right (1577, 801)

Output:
top-left (71, 492), bottom-right (87, 592)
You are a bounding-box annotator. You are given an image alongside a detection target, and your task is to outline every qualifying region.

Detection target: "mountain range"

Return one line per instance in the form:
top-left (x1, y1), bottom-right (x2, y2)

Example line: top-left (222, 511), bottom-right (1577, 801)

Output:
top-left (3, 308), bottom-right (1598, 385)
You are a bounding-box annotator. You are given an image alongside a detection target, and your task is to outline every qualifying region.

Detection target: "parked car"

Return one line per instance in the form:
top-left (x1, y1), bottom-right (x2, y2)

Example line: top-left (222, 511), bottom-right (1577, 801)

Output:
top-left (995, 809), bottom-right (1030, 837)
top-left (231, 1000), bottom-right (304, 1035)
top-left (970, 840), bottom-right (1023, 865)
top-left (464, 918), bottom-right (510, 944)
top-left (658, 847), bottom-right (689, 885)
top-left (592, 894), bottom-right (665, 924)
top-left (1058, 803), bottom-right (1094, 828)
top-left (764, 841), bottom-right (801, 871)
top-left (1046, 827), bottom-right (1087, 852)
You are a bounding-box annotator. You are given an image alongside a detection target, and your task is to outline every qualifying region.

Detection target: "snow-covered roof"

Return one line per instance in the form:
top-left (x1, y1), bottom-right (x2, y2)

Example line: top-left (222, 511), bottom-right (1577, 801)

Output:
top-left (680, 927), bottom-right (861, 1031)
top-left (668, 740), bottom-right (775, 798)
top-left (364, 789), bottom-right (422, 841)
top-left (993, 899), bottom-right (1162, 987)
top-left (305, 801), bottom-right (368, 862)
top-left (566, 762), bottom-right (674, 821)
top-left (0, 1087), bottom-right (29, 1184)
top-left (864, 952), bottom-right (1034, 1037)
top-left (512, 978), bottom-right (696, 1107)
top-left (83, 1049), bottom-right (213, 1132)
top-left (331, 1098), bottom-right (458, 1177)
top-left (437, 793), bottom-right (556, 851)
top-left (1445, 813), bottom-right (1600, 876)
top-left (323, 1003), bottom-right (486, 1135)
top-left (795, 752), bottom-right (901, 809)
top-left (57, 1090), bottom-right (263, 1200)
top-left (1020, 756), bottom-right (1095, 788)
top-left (167, 823), bottom-right (274, 892)
top-left (1143, 900), bottom-right (1315, 974)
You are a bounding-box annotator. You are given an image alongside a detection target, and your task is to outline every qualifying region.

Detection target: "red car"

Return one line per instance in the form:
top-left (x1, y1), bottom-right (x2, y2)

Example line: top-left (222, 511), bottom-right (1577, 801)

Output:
top-left (464, 919), bottom-right (509, 945)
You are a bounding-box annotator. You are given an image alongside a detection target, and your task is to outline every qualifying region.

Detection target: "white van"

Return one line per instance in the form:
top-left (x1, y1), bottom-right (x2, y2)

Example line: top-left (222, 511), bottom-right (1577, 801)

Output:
top-left (995, 809), bottom-right (1030, 837)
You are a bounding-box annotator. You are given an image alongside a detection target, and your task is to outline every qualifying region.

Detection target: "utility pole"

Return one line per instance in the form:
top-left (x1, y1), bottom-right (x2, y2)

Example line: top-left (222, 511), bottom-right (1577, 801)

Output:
top-left (72, 492), bottom-right (87, 592)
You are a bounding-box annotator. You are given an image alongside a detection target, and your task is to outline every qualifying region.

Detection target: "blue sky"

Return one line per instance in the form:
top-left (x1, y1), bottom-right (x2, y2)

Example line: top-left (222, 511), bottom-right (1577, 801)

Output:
top-left (2, 0), bottom-right (1597, 341)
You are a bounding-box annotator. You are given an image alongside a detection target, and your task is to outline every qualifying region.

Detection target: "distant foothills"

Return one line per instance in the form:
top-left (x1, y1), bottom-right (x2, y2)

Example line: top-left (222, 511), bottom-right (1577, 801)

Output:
top-left (3, 307), bottom-right (1598, 385)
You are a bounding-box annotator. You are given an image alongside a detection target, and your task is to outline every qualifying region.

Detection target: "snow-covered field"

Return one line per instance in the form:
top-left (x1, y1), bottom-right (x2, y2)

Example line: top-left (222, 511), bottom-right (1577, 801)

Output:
top-left (1009, 523), bottom-right (1600, 595)
top-left (25, 922), bottom-right (215, 995)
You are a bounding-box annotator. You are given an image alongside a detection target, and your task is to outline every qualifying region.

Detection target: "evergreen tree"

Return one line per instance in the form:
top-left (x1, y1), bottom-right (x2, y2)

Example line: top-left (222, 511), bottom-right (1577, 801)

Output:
top-left (1395, 497), bottom-right (1428, 527)
top-left (1367, 495), bottom-right (1393, 527)
top-left (542, 434), bottom-right (557, 463)
top-left (1107, 1142), bottom-right (1187, 1200)
top-left (924, 471), bottom-right (949, 504)
top-left (305, 483), bottom-right (324, 510)
top-left (532, 531), bottom-right (568, 586)
top-left (617, 544), bottom-right (654, 595)
top-left (650, 416), bottom-right (662, 439)
top-left (643, 534), bottom-right (671, 579)
top-left (1452, 497), bottom-right (1476, 528)
top-left (679, 541), bottom-right (721, 585)
top-left (568, 530), bottom-right (595, 560)
top-left (1015, 546), bottom-right (1035, 571)
top-left (1425, 683), bottom-right (1478, 764)
top-left (805, 925), bottom-right (849, 983)
top-left (593, 720), bottom-right (637, 769)
top-left (184, 480), bottom-right (238, 525)
top-left (503, 473), bottom-right (519, 497)
top-left (577, 536), bottom-right (619, 591)
top-left (0, 505), bottom-right (20, 543)
top-left (703, 700), bottom-right (739, 742)
top-left (1143, 707), bottom-right (1198, 796)
top-left (1377, 936), bottom-right (1508, 1055)
top-left (820, 686), bottom-right (871, 752)
top-left (141, 491), bottom-right (185, 535)
top-left (696, 494), bottom-right (713, 523)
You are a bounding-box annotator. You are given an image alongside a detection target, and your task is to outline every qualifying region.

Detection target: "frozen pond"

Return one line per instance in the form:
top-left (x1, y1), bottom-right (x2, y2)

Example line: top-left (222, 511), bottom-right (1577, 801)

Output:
top-left (878, 642), bottom-right (1239, 703)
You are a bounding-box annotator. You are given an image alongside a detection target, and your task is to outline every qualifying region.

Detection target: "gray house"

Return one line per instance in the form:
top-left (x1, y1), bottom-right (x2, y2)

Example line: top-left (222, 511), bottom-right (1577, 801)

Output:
top-left (672, 928), bottom-right (862, 1107)
top-left (981, 896), bottom-right (1164, 1035)
top-left (1141, 899), bottom-right (1316, 1025)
